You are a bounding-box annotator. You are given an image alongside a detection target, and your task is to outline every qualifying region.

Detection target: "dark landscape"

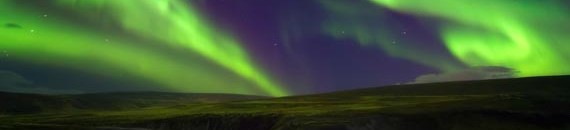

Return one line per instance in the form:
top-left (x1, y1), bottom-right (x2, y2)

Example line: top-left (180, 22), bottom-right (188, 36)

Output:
top-left (1, 76), bottom-right (569, 130)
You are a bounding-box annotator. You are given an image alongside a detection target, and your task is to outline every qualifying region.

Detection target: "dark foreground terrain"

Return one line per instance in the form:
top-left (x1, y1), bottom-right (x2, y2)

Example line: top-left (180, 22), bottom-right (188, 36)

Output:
top-left (1, 76), bottom-right (570, 130)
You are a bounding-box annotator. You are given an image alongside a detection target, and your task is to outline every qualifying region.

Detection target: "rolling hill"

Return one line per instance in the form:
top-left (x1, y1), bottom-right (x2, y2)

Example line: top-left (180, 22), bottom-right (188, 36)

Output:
top-left (0, 91), bottom-right (268, 114)
top-left (1, 76), bottom-right (569, 130)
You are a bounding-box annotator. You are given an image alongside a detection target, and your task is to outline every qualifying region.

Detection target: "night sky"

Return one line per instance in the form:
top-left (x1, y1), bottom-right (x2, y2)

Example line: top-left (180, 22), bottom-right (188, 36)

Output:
top-left (1, 0), bottom-right (570, 96)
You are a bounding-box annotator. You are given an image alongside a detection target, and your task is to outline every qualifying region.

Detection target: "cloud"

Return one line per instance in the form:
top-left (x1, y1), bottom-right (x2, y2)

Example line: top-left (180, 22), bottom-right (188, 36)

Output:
top-left (411, 66), bottom-right (517, 84)
top-left (0, 70), bottom-right (81, 94)
top-left (0, 71), bottom-right (34, 87)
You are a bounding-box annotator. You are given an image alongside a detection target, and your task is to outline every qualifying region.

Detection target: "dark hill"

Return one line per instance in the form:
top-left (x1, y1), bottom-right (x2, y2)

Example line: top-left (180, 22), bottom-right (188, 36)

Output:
top-left (331, 75), bottom-right (570, 96)
top-left (0, 91), bottom-right (71, 114)
top-left (1, 75), bottom-right (569, 130)
top-left (0, 91), bottom-right (267, 114)
top-left (276, 75), bottom-right (570, 102)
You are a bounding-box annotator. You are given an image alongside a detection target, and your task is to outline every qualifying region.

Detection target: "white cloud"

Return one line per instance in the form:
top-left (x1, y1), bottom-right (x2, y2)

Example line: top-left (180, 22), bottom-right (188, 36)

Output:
top-left (411, 66), bottom-right (517, 84)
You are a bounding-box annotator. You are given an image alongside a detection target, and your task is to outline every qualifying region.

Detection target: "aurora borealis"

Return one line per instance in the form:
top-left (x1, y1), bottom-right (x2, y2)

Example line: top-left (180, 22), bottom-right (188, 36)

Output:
top-left (1, 0), bottom-right (569, 96)
top-left (371, 0), bottom-right (570, 76)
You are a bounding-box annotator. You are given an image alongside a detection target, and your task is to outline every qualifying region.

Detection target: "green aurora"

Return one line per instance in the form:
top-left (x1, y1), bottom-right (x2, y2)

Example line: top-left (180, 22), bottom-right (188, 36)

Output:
top-left (370, 0), bottom-right (570, 76)
top-left (0, 0), bottom-right (289, 96)
top-left (1, 0), bottom-right (569, 96)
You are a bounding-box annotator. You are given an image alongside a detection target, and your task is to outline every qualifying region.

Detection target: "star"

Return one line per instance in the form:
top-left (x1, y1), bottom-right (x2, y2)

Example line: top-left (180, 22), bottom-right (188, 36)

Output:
top-left (43, 14), bottom-right (48, 18)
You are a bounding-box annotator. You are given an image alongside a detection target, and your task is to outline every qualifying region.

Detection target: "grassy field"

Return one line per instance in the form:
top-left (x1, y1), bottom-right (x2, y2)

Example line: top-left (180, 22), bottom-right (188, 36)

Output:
top-left (1, 76), bottom-right (569, 130)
